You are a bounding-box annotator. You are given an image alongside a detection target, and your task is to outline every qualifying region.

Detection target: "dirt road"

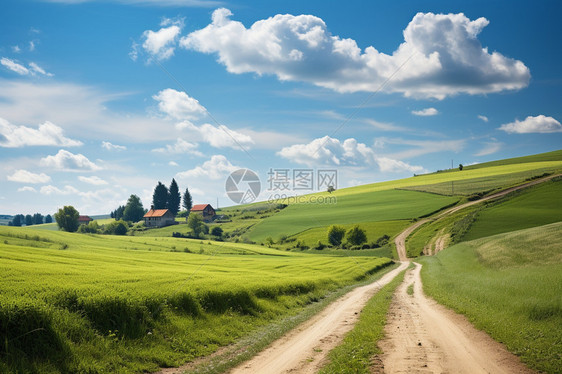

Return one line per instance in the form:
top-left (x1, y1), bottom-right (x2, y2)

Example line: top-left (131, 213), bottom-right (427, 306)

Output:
top-left (229, 262), bottom-right (409, 374)
top-left (374, 263), bottom-right (534, 374)
top-left (395, 173), bottom-right (561, 261)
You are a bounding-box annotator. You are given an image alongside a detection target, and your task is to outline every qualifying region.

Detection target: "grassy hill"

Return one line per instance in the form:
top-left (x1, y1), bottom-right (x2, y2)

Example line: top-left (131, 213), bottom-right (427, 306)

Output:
top-left (419, 222), bottom-right (562, 373)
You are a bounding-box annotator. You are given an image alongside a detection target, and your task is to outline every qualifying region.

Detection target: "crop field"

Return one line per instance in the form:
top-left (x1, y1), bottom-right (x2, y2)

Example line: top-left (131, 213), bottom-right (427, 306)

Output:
top-left (419, 222), bottom-right (562, 373)
top-left (461, 177), bottom-right (562, 241)
top-left (247, 189), bottom-right (458, 243)
top-left (0, 226), bottom-right (392, 373)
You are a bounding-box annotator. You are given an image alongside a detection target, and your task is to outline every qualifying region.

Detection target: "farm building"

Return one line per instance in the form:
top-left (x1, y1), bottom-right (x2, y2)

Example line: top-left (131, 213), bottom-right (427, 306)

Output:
top-left (78, 215), bottom-right (93, 225)
top-left (190, 204), bottom-right (216, 222)
top-left (143, 208), bottom-right (177, 228)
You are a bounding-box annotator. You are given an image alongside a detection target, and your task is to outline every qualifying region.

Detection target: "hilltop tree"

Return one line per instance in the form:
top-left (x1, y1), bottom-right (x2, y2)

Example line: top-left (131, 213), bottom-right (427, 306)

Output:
top-left (123, 194), bottom-right (145, 222)
top-left (45, 214), bottom-right (53, 224)
top-left (327, 225), bottom-right (346, 246)
top-left (167, 179), bottom-right (181, 216)
top-left (459, 164), bottom-right (464, 171)
top-left (25, 215), bottom-right (33, 226)
top-left (346, 225), bottom-right (367, 246)
top-left (182, 187), bottom-right (193, 212)
top-left (152, 182), bottom-right (168, 210)
top-left (54, 206), bottom-right (80, 232)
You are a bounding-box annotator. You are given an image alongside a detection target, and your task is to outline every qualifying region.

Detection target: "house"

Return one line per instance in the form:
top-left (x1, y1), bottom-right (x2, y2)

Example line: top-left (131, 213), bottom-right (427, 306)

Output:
top-left (78, 215), bottom-right (93, 225)
top-left (190, 204), bottom-right (216, 222)
top-left (143, 207), bottom-right (177, 228)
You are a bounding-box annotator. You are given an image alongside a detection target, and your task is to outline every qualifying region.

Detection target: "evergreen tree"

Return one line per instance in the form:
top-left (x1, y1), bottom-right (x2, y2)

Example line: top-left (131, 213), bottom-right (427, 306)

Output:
top-left (167, 178), bottom-right (181, 215)
top-left (45, 214), bottom-right (53, 224)
top-left (123, 194), bottom-right (145, 222)
top-left (11, 214), bottom-right (22, 227)
top-left (33, 213), bottom-right (44, 225)
top-left (182, 187), bottom-right (193, 212)
top-left (112, 205), bottom-right (125, 221)
top-left (25, 214), bottom-right (33, 226)
top-left (54, 206), bottom-right (80, 232)
top-left (152, 182), bottom-right (168, 210)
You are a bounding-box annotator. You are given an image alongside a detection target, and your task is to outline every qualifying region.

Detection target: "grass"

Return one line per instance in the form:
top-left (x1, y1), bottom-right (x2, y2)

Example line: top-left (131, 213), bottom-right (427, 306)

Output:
top-left (0, 226), bottom-right (394, 373)
top-left (461, 177), bottom-right (562, 241)
top-left (318, 267), bottom-right (408, 374)
top-left (247, 189), bottom-right (458, 243)
top-left (419, 222), bottom-right (562, 373)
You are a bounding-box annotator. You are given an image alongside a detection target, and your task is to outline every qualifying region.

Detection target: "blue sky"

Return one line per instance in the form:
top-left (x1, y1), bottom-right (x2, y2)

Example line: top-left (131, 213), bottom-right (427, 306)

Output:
top-left (1, 0), bottom-right (561, 216)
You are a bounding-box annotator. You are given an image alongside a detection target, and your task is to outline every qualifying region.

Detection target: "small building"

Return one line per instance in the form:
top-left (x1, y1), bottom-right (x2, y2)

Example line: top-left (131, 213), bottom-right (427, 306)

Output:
top-left (78, 215), bottom-right (93, 225)
top-left (190, 204), bottom-right (216, 222)
top-left (143, 208), bottom-right (177, 228)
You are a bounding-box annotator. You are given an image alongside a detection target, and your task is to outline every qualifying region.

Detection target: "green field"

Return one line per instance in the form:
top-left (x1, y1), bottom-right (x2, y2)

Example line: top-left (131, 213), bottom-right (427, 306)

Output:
top-left (419, 222), bottom-right (562, 373)
top-left (247, 189), bottom-right (458, 243)
top-left (0, 226), bottom-right (392, 373)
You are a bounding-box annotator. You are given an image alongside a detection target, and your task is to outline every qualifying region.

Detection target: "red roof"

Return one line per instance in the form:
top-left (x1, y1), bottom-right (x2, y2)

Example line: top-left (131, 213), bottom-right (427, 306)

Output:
top-left (78, 215), bottom-right (92, 222)
top-left (143, 209), bottom-right (170, 218)
top-left (191, 204), bottom-right (212, 211)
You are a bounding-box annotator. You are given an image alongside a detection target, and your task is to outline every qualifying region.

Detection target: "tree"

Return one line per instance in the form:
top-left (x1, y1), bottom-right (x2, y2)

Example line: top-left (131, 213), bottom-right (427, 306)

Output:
top-left (123, 194), bottom-right (145, 222)
top-left (111, 205), bottom-right (125, 221)
top-left (45, 214), bottom-right (53, 224)
top-left (211, 226), bottom-right (223, 238)
top-left (11, 214), bottom-right (23, 227)
top-left (182, 187), bottom-right (193, 212)
top-left (327, 225), bottom-right (346, 246)
top-left (33, 213), bottom-right (44, 225)
top-left (346, 225), bottom-right (367, 246)
top-left (167, 178), bottom-right (181, 215)
top-left (152, 182), bottom-right (168, 210)
top-left (187, 213), bottom-right (205, 238)
top-left (327, 185), bottom-right (336, 193)
top-left (54, 206), bottom-right (80, 232)
top-left (459, 164), bottom-right (464, 171)
top-left (25, 214), bottom-right (33, 226)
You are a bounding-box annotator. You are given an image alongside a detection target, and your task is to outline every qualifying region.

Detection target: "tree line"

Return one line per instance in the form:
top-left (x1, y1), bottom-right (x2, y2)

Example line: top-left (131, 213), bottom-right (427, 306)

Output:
top-left (8, 213), bottom-right (53, 226)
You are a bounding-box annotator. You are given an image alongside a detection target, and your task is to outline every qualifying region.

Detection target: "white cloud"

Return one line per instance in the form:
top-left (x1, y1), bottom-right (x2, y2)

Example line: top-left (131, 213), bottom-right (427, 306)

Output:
top-left (40, 149), bottom-right (101, 171)
top-left (40, 184), bottom-right (79, 195)
top-left (474, 141), bottom-right (502, 156)
top-left (152, 138), bottom-right (203, 156)
top-left (1, 58), bottom-right (30, 75)
top-left (153, 88), bottom-right (206, 120)
top-left (101, 141), bottom-right (126, 151)
top-left (377, 137), bottom-right (466, 159)
top-left (412, 107), bottom-right (438, 116)
top-left (7, 169), bottom-right (51, 184)
top-left (28, 62), bottom-right (54, 77)
top-left (78, 175), bottom-right (108, 185)
top-left (478, 115), bottom-right (488, 122)
top-left (12, 46), bottom-right (21, 53)
top-left (181, 9), bottom-right (530, 99)
top-left (17, 186), bottom-right (37, 193)
top-left (278, 135), bottom-right (424, 173)
top-left (498, 115), bottom-right (562, 134)
top-left (176, 154), bottom-right (238, 180)
top-left (179, 121), bottom-right (254, 149)
top-left (138, 18), bottom-right (183, 61)
top-left (29, 41), bottom-right (36, 52)
top-left (169, 161), bottom-right (179, 166)
top-left (0, 118), bottom-right (82, 148)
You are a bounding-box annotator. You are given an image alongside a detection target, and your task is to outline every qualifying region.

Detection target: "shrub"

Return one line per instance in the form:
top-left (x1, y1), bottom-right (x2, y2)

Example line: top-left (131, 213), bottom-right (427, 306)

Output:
top-left (315, 241), bottom-right (326, 250)
top-left (327, 225), bottom-right (346, 246)
top-left (346, 225), bottom-right (367, 246)
top-left (211, 226), bottom-right (223, 237)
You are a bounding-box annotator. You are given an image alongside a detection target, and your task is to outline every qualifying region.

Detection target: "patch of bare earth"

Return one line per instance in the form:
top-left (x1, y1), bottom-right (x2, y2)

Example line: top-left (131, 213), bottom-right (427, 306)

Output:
top-left (372, 263), bottom-right (534, 374)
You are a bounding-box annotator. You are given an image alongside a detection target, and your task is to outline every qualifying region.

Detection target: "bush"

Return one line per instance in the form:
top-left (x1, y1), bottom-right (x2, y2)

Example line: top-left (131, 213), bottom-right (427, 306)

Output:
top-left (104, 220), bottom-right (129, 235)
top-left (211, 226), bottom-right (223, 237)
top-left (327, 225), bottom-right (346, 246)
top-left (346, 225), bottom-right (367, 246)
top-left (315, 241), bottom-right (326, 250)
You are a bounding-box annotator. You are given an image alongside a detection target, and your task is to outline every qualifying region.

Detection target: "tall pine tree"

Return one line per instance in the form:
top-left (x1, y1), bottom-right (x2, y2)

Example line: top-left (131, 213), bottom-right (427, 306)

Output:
top-left (152, 182), bottom-right (168, 210)
top-left (183, 187), bottom-right (193, 211)
top-left (167, 179), bottom-right (181, 216)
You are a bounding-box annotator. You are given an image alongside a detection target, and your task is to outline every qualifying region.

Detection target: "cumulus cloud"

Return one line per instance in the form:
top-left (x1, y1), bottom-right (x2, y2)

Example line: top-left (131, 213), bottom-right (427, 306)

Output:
top-left (152, 137), bottom-right (203, 156)
top-left (0, 118), bottom-right (82, 147)
top-left (135, 18), bottom-right (183, 61)
top-left (0, 58), bottom-right (53, 76)
top-left (7, 169), bottom-right (51, 184)
top-left (178, 121), bottom-right (254, 149)
top-left (478, 115), bottom-right (489, 122)
top-left (180, 9), bottom-right (530, 99)
top-left (40, 149), bottom-right (101, 171)
top-left (176, 154), bottom-right (238, 180)
top-left (101, 141), bottom-right (126, 151)
top-left (278, 135), bottom-right (424, 173)
top-left (78, 175), bottom-right (108, 185)
top-left (498, 115), bottom-right (562, 134)
top-left (17, 186), bottom-right (37, 193)
top-left (412, 107), bottom-right (438, 116)
top-left (153, 88), bottom-right (207, 120)
top-left (40, 185), bottom-right (79, 195)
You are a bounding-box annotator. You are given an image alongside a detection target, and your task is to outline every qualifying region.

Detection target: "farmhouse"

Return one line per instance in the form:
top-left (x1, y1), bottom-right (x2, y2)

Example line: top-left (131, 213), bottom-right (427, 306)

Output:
top-left (190, 204), bottom-right (216, 222)
top-left (143, 207), bottom-right (177, 228)
top-left (78, 215), bottom-right (93, 225)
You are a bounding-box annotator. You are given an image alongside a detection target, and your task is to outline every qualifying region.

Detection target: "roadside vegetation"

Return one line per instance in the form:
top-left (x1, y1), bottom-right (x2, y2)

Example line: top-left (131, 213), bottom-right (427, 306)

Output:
top-left (419, 222), bottom-right (562, 373)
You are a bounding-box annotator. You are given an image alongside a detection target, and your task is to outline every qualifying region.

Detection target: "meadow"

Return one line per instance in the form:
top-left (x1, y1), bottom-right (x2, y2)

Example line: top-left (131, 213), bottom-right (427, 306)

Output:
top-left (0, 226), bottom-right (392, 373)
top-left (419, 222), bottom-right (562, 373)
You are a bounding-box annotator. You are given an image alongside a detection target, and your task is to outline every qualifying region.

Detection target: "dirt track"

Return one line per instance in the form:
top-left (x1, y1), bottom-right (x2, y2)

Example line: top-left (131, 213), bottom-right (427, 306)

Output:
top-left (228, 262), bottom-right (409, 374)
top-left (373, 263), bottom-right (534, 374)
